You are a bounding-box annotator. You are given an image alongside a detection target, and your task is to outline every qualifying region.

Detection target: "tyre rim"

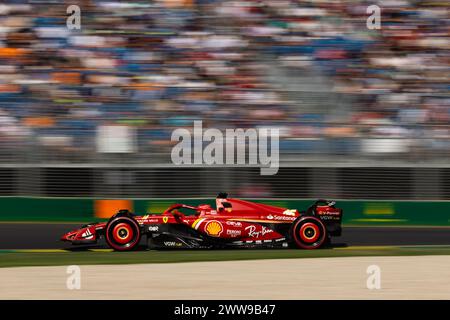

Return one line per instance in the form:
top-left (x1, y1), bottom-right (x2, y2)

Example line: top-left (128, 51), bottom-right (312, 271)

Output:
top-left (112, 223), bottom-right (134, 244)
top-left (299, 222), bottom-right (320, 243)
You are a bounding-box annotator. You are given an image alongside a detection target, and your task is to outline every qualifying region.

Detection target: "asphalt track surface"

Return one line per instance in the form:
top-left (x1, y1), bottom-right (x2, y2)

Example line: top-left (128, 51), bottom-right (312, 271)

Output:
top-left (1, 223), bottom-right (450, 249)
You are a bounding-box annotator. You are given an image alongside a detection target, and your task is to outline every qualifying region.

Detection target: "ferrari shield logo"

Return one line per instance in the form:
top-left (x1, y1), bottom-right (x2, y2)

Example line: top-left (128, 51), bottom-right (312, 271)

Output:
top-left (163, 216), bottom-right (169, 224)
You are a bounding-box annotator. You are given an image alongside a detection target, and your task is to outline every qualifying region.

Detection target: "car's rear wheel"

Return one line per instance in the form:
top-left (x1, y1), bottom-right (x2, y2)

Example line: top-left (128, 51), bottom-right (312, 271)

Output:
top-left (291, 216), bottom-right (327, 249)
top-left (105, 217), bottom-right (141, 251)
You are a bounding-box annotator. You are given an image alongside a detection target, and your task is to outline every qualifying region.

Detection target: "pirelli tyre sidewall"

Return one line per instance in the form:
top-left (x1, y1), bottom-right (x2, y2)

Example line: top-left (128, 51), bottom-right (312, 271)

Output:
top-left (291, 216), bottom-right (327, 249)
top-left (106, 216), bottom-right (141, 251)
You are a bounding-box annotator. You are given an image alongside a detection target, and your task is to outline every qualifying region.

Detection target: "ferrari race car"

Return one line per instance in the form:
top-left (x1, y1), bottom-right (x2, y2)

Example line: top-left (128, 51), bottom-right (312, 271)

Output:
top-left (61, 193), bottom-right (342, 251)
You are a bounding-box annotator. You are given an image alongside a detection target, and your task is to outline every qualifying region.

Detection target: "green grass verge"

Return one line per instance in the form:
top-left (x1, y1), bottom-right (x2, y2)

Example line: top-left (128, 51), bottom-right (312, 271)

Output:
top-left (2, 246), bottom-right (450, 268)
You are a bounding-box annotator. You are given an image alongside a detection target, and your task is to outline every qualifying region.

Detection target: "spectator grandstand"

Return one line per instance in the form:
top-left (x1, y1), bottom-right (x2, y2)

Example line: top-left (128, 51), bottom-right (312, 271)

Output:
top-left (0, 0), bottom-right (448, 163)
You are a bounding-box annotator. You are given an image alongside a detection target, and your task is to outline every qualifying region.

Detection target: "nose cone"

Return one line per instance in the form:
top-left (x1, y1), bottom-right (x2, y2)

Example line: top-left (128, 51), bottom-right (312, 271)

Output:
top-left (60, 230), bottom-right (77, 242)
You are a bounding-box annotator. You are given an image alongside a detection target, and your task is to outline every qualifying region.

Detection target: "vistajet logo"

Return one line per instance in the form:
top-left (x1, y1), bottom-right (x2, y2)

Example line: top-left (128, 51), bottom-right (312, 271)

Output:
top-left (171, 121), bottom-right (279, 175)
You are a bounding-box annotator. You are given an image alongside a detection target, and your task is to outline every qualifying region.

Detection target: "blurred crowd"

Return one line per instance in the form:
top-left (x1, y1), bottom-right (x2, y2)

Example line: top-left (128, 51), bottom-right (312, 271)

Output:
top-left (0, 0), bottom-right (448, 162)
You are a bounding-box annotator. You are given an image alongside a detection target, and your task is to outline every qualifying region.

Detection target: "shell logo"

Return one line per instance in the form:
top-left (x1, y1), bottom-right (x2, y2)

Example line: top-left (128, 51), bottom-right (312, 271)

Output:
top-left (205, 220), bottom-right (223, 237)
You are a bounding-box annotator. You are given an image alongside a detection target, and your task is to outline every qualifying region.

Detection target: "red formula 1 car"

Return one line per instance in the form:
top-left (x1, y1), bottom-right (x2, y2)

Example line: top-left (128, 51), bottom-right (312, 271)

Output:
top-left (61, 193), bottom-right (342, 251)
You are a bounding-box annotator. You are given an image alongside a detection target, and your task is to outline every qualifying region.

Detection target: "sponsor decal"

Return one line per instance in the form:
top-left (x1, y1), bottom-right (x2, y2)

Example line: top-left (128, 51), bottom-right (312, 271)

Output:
top-left (272, 215), bottom-right (296, 221)
top-left (226, 229), bottom-right (241, 237)
top-left (163, 216), bottom-right (169, 224)
top-left (282, 209), bottom-right (296, 216)
top-left (319, 215), bottom-right (340, 221)
top-left (226, 221), bottom-right (242, 227)
top-left (267, 215), bottom-right (274, 220)
top-left (317, 210), bottom-right (341, 216)
top-left (81, 229), bottom-right (94, 240)
top-left (245, 225), bottom-right (273, 238)
top-left (205, 220), bottom-right (223, 237)
top-left (164, 241), bottom-right (182, 247)
top-left (138, 216), bottom-right (159, 224)
top-left (148, 226), bottom-right (159, 232)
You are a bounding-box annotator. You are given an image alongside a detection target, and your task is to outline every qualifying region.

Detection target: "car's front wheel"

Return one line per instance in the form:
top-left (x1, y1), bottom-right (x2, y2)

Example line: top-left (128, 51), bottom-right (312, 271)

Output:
top-left (105, 217), bottom-right (141, 251)
top-left (291, 216), bottom-right (327, 249)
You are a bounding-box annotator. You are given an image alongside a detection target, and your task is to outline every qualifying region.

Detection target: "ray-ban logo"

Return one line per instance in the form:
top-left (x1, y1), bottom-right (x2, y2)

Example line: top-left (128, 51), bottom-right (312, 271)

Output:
top-left (171, 121), bottom-right (279, 175)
